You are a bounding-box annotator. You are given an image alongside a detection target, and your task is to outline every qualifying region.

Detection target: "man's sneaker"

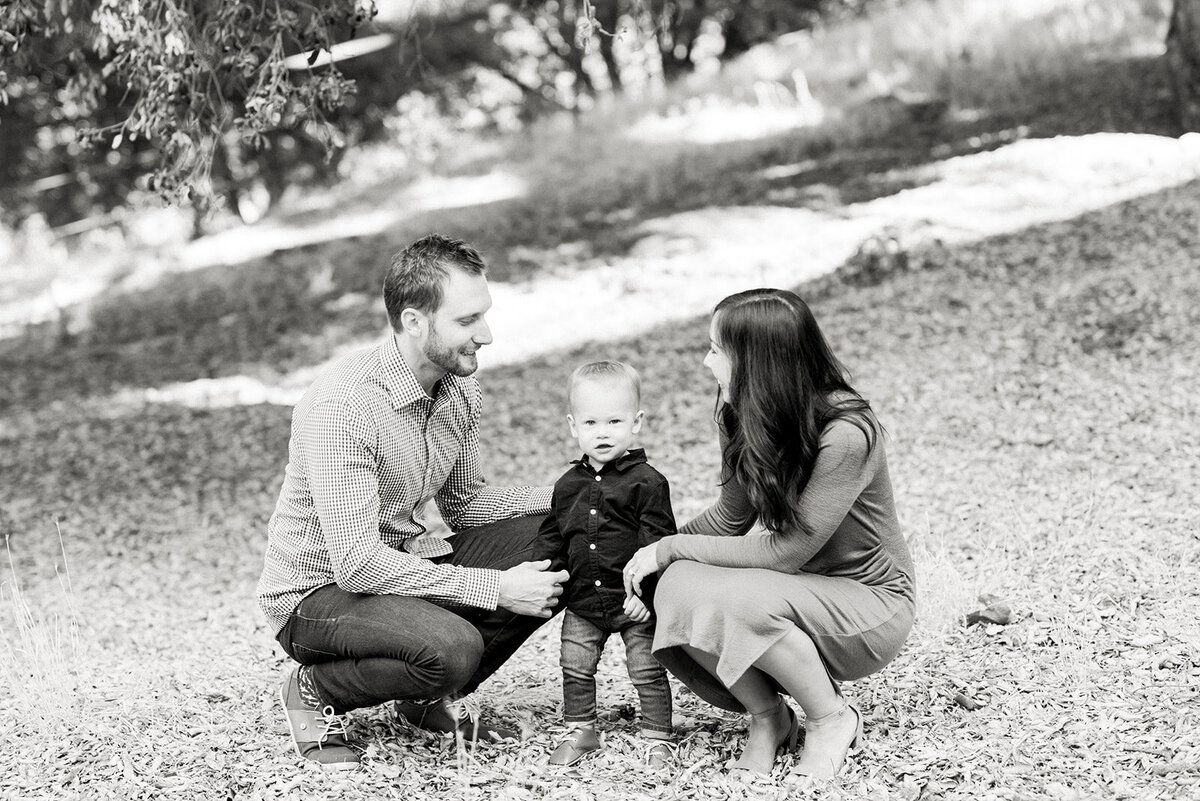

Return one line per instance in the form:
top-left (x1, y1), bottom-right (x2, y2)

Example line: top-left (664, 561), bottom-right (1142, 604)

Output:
top-left (394, 697), bottom-right (519, 743)
top-left (279, 666), bottom-right (359, 771)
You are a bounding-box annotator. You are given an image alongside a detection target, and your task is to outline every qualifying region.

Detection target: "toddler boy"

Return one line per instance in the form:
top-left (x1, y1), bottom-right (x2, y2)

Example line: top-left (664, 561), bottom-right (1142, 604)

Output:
top-left (537, 360), bottom-right (676, 769)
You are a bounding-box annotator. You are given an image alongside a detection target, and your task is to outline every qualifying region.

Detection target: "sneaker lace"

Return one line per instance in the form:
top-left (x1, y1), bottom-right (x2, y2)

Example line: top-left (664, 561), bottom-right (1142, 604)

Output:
top-left (447, 696), bottom-right (481, 726)
top-left (445, 695), bottom-right (491, 744)
top-left (317, 705), bottom-right (347, 750)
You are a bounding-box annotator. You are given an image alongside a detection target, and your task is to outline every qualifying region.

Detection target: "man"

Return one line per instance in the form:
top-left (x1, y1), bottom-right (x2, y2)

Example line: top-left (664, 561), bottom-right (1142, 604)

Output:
top-left (256, 234), bottom-right (568, 771)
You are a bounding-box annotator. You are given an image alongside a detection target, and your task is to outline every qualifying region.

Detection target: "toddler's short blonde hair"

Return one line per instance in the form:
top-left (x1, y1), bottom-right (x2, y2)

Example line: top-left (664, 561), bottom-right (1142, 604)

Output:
top-left (568, 361), bottom-right (642, 411)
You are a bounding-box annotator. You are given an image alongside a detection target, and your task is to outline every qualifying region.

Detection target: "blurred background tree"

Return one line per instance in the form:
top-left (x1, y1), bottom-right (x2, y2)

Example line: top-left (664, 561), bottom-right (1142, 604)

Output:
top-left (17, 0), bottom-right (1191, 245)
top-left (1166, 0), bottom-right (1200, 129)
top-left (0, 0), bottom-right (374, 236)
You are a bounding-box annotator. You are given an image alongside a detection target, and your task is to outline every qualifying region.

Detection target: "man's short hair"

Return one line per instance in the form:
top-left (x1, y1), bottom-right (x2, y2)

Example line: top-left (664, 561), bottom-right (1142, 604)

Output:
top-left (568, 360), bottom-right (642, 411)
top-left (383, 234), bottom-right (486, 330)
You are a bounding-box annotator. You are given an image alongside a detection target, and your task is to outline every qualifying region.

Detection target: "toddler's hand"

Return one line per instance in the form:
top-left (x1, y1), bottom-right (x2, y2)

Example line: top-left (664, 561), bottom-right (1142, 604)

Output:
top-left (623, 593), bottom-right (650, 623)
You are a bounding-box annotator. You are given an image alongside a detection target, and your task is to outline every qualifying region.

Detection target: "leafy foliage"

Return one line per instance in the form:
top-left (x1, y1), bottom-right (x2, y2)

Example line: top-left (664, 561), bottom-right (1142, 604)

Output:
top-left (0, 0), bottom-right (888, 232)
top-left (0, 0), bottom-right (375, 226)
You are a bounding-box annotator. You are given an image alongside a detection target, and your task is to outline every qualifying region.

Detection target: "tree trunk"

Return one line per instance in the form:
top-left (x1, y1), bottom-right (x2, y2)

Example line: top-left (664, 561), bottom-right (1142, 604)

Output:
top-left (593, 0), bottom-right (622, 92)
top-left (555, 2), bottom-right (596, 97)
top-left (1166, 0), bottom-right (1200, 131)
top-left (649, 0), bottom-right (705, 82)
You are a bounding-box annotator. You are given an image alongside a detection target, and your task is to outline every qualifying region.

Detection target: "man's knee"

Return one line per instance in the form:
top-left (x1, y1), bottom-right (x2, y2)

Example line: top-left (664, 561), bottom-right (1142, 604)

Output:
top-left (411, 621), bottom-right (484, 697)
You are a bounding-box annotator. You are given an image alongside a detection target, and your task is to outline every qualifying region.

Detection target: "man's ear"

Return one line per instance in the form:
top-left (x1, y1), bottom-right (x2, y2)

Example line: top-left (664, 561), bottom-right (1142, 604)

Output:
top-left (631, 409), bottom-right (645, 434)
top-left (566, 414), bottom-right (578, 438)
top-left (399, 308), bottom-right (426, 338)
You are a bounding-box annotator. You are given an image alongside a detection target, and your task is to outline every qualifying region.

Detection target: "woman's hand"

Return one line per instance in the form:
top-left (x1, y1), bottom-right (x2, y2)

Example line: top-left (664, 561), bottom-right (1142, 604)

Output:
top-left (622, 542), bottom-right (660, 598)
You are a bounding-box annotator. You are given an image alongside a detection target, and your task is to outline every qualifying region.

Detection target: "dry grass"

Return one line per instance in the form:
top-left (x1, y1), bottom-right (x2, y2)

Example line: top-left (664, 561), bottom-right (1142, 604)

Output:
top-left (0, 526), bottom-right (81, 734)
top-left (488, 0), bottom-right (1172, 249)
top-left (3, 176), bottom-right (1198, 799)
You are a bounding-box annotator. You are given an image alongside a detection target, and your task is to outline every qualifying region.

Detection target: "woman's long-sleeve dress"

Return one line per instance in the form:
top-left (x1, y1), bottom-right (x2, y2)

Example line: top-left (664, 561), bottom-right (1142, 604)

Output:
top-left (651, 415), bottom-right (916, 712)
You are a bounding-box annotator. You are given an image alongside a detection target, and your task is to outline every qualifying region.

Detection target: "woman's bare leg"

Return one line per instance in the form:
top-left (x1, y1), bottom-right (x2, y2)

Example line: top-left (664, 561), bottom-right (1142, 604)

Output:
top-left (752, 628), bottom-right (860, 778)
top-left (752, 628), bottom-right (840, 717)
top-left (680, 645), bottom-right (794, 773)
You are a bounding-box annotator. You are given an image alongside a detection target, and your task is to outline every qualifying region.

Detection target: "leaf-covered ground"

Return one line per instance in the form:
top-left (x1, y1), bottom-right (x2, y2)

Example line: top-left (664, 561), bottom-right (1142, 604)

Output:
top-left (3, 34), bottom-right (1198, 801)
top-left (4, 174), bottom-right (1198, 800)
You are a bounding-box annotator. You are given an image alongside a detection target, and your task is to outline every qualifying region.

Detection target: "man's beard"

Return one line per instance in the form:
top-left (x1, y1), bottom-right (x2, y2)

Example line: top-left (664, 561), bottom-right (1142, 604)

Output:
top-left (424, 328), bottom-right (478, 377)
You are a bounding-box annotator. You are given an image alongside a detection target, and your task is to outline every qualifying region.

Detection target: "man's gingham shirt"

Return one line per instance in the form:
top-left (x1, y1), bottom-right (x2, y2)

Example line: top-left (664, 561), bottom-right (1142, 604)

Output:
top-left (256, 334), bottom-right (552, 634)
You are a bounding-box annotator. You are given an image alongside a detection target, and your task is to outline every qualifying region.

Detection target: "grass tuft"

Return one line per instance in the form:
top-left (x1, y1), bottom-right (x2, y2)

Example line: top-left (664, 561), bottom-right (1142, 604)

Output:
top-left (0, 526), bottom-right (82, 734)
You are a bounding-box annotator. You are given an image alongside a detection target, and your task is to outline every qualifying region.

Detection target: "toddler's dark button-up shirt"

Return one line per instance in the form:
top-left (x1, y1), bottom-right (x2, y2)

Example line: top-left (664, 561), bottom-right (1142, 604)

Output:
top-left (537, 448), bottom-right (677, 629)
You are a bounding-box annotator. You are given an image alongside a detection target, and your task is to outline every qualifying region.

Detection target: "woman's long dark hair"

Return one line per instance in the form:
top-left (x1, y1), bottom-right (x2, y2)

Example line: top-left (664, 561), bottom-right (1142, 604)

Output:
top-left (713, 288), bottom-right (877, 535)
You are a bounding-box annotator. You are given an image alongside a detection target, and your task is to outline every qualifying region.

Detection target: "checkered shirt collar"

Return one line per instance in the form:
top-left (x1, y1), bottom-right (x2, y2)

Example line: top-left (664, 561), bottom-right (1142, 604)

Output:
top-left (380, 333), bottom-right (468, 410)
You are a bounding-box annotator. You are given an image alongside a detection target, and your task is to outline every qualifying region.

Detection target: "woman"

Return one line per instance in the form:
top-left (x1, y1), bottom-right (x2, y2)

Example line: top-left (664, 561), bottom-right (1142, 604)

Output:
top-left (623, 288), bottom-right (915, 778)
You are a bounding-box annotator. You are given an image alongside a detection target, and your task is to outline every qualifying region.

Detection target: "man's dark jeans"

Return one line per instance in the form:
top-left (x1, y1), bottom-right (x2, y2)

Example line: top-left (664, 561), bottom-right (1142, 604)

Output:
top-left (276, 515), bottom-right (560, 714)
top-left (560, 609), bottom-right (673, 736)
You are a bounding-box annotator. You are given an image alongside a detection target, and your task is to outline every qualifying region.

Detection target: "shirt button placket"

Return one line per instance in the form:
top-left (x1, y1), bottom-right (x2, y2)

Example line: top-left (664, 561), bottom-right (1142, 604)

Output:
top-left (588, 480), bottom-right (601, 590)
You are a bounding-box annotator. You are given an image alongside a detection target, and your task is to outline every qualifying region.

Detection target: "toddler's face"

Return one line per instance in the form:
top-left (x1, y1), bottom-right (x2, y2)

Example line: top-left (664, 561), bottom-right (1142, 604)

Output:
top-left (567, 380), bottom-right (644, 466)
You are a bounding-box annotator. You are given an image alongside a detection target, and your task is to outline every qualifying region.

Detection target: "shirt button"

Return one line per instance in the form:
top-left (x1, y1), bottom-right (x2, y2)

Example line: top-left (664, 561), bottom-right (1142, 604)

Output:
top-left (589, 509), bottom-right (596, 515)
top-left (594, 580), bottom-right (602, 587)
top-left (589, 543), bottom-right (596, 550)
top-left (595, 475), bottom-right (602, 481)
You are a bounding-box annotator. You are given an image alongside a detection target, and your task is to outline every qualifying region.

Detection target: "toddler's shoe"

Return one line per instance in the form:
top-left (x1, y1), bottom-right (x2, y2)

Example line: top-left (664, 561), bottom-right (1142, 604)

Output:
top-left (646, 738), bottom-right (676, 772)
top-left (548, 725), bottom-right (601, 766)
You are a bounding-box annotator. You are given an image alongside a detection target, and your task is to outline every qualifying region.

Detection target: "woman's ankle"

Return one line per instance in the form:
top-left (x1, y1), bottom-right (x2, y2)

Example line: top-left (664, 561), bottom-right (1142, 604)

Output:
top-left (803, 695), bottom-right (849, 728)
top-left (745, 697), bottom-right (787, 720)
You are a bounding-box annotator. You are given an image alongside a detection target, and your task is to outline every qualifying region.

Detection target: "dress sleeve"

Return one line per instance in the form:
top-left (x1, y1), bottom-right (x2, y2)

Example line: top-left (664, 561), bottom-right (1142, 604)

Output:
top-left (657, 421), bottom-right (876, 573)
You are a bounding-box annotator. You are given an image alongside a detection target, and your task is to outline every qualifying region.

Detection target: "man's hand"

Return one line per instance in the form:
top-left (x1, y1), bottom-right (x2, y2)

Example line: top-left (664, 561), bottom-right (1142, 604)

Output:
top-left (497, 559), bottom-right (569, 618)
top-left (622, 542), bottom-right (660, 599)
top-left (623, 593), bottom-right (650, 623)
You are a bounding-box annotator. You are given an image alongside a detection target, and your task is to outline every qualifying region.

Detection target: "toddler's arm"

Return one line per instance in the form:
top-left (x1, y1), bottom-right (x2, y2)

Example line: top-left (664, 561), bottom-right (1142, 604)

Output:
top-left (637, 474), bottom-right (678, 546)
top-left (632, 472), bottom-right (677, 612)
